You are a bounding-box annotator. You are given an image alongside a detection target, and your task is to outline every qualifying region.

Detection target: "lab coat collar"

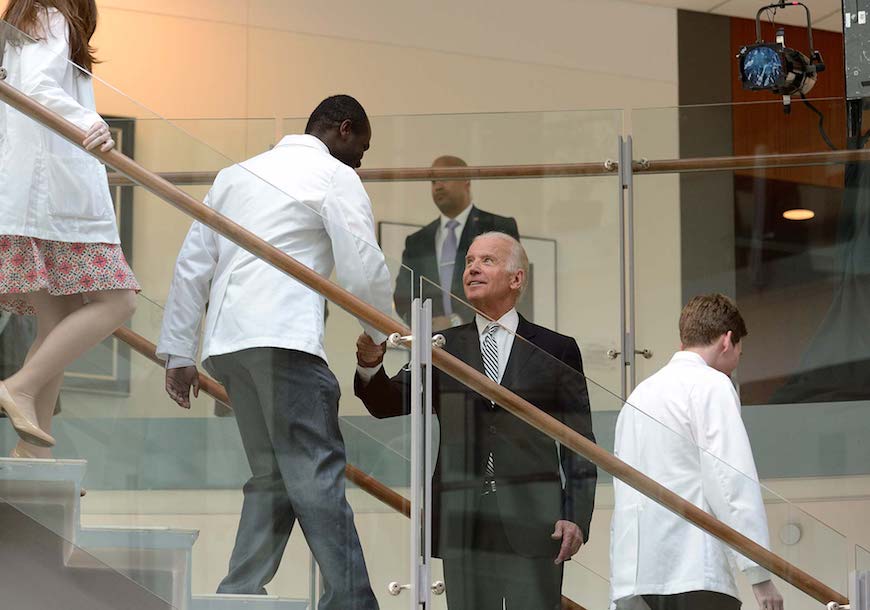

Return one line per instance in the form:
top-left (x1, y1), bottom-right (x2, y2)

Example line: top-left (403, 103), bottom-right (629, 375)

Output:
top-left (669, 350), bottom-right (708, 366)
top-left (275, 134), bottom-right (330, 155)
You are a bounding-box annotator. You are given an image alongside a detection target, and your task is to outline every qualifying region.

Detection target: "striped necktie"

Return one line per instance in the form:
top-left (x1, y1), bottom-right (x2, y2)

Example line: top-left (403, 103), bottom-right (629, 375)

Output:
top-left (482, 323), bottom-right (499, 486)
top-left (482, 323), bottom-right (500, 383)
top-left (439, 219), bottom-right (460, 315)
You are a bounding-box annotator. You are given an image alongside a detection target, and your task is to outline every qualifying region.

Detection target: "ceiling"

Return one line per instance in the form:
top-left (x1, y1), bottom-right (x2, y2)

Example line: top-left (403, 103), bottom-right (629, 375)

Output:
top-left (628, 0), bottom-right (845, 31)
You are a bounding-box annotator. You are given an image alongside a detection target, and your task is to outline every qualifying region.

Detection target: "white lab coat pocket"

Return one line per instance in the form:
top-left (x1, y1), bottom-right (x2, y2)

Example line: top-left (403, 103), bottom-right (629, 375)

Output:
top-left (45, 153), bottom-right (112, 220)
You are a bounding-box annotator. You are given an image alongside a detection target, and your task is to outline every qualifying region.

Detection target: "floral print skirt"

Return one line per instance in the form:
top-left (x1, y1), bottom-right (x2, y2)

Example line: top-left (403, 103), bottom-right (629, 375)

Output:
top-left (0, 235), bottom-right (140, 316)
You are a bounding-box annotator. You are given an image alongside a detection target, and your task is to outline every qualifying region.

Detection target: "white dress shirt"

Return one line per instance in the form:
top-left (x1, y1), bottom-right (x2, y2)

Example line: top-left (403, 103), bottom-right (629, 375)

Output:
top-left (434, 203), bottom-right (473, 265)
top-left (474, 308), bottom-right (518, 383)
top-left (157, 135), bottom-right (393, 368)
top-left (0, 9), bottom-right (119, 244)
top-left (610, 351), bottom-right (771, 609)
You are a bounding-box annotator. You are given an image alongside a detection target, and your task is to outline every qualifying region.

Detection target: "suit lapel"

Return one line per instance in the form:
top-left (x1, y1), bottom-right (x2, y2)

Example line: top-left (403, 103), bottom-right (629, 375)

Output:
top-left (450, 322), bottom-right (486, 376)
top-left (417, 220), bottom-right (441, 288)
top-left (501, 315), bottom-right (538, 391)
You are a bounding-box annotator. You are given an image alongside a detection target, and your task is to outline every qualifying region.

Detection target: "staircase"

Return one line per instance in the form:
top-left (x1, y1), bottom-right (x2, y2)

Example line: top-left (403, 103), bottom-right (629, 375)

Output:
top-left (0, 457), bottom-right (308, 610)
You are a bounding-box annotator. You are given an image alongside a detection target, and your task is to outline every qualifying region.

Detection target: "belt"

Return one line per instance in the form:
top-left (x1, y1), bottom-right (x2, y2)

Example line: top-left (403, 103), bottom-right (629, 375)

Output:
top-left (437, 472), bottom-right (560, 493)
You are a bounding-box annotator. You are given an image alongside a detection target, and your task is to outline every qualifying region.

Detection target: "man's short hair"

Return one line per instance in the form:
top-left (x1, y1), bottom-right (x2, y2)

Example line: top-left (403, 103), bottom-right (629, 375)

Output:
top-left (305, 95), bottom-right (369, 135)
top-left (679, 294), bottom-right (748, 347)
top-left (473, 232), bottom-right (529, 296)
top-left (432, 155), bottom-right (468, 168)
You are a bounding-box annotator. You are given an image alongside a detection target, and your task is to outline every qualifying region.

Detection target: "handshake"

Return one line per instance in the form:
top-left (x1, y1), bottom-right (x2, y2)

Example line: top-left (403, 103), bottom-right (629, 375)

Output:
top-left (356, 333), bottom-right (387, 368)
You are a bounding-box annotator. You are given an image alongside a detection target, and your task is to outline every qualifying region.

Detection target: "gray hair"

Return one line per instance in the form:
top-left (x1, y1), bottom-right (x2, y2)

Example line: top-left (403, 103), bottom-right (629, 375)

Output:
top-left (472, 231), bottom-right (529, 296)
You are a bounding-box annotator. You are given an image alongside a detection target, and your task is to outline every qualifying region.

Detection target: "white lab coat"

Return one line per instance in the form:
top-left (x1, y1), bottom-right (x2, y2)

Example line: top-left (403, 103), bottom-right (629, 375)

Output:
top-left (156, 135), bottom-right (393, 367)
top-left (0, 8), bottom-right (118, 244)
top-left (610, 351), bottom-right (772, 609)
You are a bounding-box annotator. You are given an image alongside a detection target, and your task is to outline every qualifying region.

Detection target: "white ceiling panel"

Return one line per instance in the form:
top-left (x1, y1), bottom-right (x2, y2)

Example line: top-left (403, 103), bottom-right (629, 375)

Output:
top-left (620, 0), bottom-right (722, 9)
top-left (712, 0), bottom-right (842, 27)
top-left (626, 0), bottom-right (844, 31)
top-left (815, 11), bottom-right (845, 31)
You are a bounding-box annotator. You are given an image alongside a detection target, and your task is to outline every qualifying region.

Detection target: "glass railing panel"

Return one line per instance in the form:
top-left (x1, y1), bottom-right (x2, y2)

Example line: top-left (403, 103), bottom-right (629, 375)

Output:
top-left (102, 117), bottom-right (277, 306)
top-left (70, 294), bottom-right (414, 607)
top-left (420, 278), bottom-right (849, 610)
top-left (71, 289), bottom-right (414, 609)
top-left (0, 492), bottom-right (181, 609)
top-left (859, 544), bottom-right (870, 573)
top-left (2, 17), bottom-right (417, 608)
top-left (632, 101), bottom-right (870, 530)
top-left (631, 99), bottom-right (861, 392)
top-left (287, 109), bottom-right (626, 404)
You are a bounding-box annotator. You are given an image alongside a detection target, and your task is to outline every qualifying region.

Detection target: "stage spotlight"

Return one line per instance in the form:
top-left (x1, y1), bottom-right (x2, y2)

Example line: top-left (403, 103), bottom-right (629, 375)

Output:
top-left (737, 1), bottom-right (824, 98)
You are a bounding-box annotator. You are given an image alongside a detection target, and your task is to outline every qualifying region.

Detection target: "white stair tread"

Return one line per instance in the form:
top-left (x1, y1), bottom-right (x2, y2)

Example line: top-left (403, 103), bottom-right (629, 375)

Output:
top-left (78, 525), bottom-right (199, 550)
top-left (192, 594), bottom-right (308, 610)
top-left (0, 457), bottom-right (87, 483)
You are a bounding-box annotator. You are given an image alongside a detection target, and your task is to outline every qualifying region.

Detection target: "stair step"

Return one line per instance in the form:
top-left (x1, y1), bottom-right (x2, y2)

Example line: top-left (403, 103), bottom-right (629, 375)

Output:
top-left (0, 457), bottom-right (86, 554)
top-left (0, 501), bottom-right (174, 610)
top-left (77, 525), bottom-right (199, 550)
top-left (69, 526), bottom-right (200, 610)
top-left (192, 594), bottom-right (308, 610)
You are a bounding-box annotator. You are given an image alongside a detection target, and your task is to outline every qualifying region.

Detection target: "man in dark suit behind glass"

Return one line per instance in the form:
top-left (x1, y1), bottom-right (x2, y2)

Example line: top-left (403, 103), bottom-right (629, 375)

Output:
top-left (393, 155), bottom-right (519, 328)
top-left (359, 232), bottom-right (596, 610)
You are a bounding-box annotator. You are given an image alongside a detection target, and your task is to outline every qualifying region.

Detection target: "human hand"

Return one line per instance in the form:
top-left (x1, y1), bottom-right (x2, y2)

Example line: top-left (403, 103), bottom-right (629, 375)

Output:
top-left (752, 580), bottom-right (784, 610)
top-left (551, 520), bottom-right (584, 564)
top-left (83, 120), bottom-right (115, 152)
top-left (165, 366), bottom-right (200, 409)
top-left (356, 333), bottom-right (386, 367)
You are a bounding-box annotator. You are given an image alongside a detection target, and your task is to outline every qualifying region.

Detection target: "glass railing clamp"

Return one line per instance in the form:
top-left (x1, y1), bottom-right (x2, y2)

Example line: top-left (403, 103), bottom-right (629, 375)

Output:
top-left (387, 333), bottom-right (446, 349)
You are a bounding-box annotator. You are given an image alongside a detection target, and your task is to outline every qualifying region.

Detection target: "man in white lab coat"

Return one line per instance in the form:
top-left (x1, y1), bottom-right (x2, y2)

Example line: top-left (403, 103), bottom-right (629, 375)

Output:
top-left (156, 95), bottom-right (391, 609)
top-left (610, 294), bottom-right (784, 610)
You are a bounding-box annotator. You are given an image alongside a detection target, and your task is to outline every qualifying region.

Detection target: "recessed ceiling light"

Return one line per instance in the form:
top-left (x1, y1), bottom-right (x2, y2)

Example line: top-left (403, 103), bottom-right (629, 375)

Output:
top-left (783, 209), bottom-right (815, 221)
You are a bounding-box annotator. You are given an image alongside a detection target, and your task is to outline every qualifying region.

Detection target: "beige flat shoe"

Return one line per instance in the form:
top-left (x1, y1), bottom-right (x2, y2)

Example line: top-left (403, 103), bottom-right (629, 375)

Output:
top-left (0, 382), bottom-right (55, 448)
top-left (9, 447), bottom-right (85, 497)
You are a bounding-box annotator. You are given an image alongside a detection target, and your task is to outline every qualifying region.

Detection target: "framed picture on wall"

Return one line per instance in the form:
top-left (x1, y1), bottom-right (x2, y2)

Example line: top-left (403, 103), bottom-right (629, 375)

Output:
top-left (61, 117), bottom-right (136, 396)
top-left (377, 221), bottom-right (557, 328)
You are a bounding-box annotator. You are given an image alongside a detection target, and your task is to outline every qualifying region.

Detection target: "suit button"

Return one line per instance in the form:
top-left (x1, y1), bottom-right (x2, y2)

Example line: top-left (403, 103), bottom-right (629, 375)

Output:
top-left (489, 426), bottom-right (497, 435)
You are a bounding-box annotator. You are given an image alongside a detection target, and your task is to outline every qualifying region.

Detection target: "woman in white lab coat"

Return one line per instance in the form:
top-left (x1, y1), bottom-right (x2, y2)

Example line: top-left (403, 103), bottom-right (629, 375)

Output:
top-left (0, 0), bottom-right (139, 455)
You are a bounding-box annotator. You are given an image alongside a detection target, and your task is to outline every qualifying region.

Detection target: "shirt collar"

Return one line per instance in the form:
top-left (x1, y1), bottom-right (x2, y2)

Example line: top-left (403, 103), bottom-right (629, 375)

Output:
top-left (475, 308), bottom-right (519, 337)
top-left (440, 204), bottom-right (474, 232)
top-left (275, 134), bottom-right (330, 155)
top-left (670, 350), bottom-right (707, 366)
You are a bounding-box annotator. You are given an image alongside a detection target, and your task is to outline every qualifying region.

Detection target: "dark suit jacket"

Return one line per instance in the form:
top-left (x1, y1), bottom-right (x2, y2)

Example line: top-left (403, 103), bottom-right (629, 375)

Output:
top-left (393, 206), bottom-right (519, 323)
top-left (354, 315), bottom-right (597, 559)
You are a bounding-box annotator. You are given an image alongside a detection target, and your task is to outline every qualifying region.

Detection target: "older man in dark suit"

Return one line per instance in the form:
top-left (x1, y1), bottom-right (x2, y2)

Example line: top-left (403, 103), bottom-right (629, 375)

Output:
top-left (357, 232), bottom-right (596, 610)
top-left (393, 155), bottom-right (519, 328)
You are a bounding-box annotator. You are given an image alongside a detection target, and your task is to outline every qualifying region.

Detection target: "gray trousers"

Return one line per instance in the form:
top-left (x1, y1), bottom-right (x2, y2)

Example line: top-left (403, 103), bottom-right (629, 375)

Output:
top-left (209, 348), bottom-right (379, 610)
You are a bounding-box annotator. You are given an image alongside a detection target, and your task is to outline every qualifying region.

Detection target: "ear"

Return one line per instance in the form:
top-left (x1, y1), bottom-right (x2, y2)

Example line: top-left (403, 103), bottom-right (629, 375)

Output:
top-left (338, 119), bottom-right (353, 138)
top-left (510, 268), bottom-right (525, 292)
top-left (721, 330), bottom-right (734, 351)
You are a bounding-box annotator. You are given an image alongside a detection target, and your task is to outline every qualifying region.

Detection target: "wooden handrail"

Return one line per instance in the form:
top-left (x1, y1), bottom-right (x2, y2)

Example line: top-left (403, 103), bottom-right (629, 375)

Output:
top-left (104, 147), bottom-right (870, 188)
top-left (0, 79), bottom-right (846, 606)
top-left (635, 148), bottom-right (870, 174)
top-left (107, 161), bottom-right (617, 188)
top-left (113, 325), bottom-right (585, 610)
